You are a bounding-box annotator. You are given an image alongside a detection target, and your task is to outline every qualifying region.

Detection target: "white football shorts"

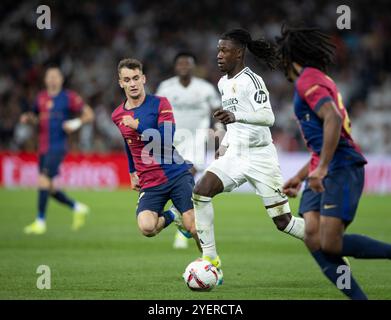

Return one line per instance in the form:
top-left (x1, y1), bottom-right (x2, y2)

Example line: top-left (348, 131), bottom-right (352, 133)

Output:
top-left (206, 143), bottom-right (290, 217)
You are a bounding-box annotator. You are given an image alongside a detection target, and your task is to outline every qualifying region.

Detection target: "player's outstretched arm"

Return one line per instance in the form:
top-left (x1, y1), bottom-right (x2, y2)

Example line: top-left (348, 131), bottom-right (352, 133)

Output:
top-left (63, 104), bottom-right (95, 134)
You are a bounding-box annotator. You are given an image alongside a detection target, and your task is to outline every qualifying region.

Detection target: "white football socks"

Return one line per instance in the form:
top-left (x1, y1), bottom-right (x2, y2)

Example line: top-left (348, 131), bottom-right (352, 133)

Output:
top-left (283, 215), bottom-right (305, 240)
top-left (192, 193), bottom-right (218, 259)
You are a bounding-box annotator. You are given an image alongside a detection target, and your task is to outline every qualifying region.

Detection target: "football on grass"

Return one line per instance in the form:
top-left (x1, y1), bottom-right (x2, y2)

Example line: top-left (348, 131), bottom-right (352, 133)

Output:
top-left (183, 259), bottom-right (219, 291)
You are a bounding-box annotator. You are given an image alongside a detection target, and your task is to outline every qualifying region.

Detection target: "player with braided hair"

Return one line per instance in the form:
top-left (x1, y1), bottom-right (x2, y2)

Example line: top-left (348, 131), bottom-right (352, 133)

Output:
top-left (277, 24), bottom-right (391, 300)
top-left (192, 29), bottom-right (306, 279)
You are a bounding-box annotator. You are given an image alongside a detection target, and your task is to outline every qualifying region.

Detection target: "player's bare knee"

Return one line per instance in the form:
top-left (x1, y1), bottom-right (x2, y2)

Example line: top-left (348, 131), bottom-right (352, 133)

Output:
top-left (140, 226), bottom-right (157, 237)
top-left (304, 226), bottom-right (320, 250)
top-left (193, 172), bottom-right (223, 198)
top-left (273, 214), bottom-right (291, 231)
top-left (193, 182), bottom-right (212, 198)
top-left (138, 218), bottom-right (157, 237)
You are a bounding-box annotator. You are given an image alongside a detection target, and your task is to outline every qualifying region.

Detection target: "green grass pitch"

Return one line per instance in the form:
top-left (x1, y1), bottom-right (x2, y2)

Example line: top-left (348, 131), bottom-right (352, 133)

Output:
top-left (0, 188), bottom-right (390, 300)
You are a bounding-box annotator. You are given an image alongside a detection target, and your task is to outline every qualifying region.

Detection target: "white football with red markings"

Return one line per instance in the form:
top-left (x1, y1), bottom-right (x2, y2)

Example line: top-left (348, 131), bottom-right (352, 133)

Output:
top-left (183, 259), bottom-right (219, 291)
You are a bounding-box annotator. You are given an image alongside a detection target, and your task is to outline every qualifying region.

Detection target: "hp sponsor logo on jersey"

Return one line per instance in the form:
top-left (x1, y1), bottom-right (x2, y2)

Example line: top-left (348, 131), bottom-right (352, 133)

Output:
top-left (254, 90), bottom-right (267, 104)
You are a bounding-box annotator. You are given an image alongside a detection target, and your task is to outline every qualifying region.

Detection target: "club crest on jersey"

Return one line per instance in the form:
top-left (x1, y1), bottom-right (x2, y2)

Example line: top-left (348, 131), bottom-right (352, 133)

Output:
top-left (254, 89), bottom-right (267, 104)
top-left (232, 83), bottom-right (237, 94)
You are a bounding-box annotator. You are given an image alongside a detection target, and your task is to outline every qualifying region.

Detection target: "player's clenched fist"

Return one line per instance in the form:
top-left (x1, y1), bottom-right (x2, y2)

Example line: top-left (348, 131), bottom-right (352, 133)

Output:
top-left (214, 109), bottom-right (236, 124)
top-left (120, 115), bottom-right (139, 129)
top-left (283, 175), bottom-right (302, 198)
top-left (130, 172), bottom-right (141, 191)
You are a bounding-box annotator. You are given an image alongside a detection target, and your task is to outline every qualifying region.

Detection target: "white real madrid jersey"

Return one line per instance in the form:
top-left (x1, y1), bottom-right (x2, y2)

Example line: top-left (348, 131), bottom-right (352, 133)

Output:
top-left (156, 76), bottom-right (220, 138)
top-left (218, 67), bottom-right (273, 148)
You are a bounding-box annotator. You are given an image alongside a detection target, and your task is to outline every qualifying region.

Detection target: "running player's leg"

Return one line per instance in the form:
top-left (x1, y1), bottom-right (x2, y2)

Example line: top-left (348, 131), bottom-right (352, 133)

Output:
top-left (172, 138), bottom-right (200, 249)
top-left (300, 168), bottom-right (367, 300)
top-left (246, 144), bottom-right (305, 240)
top-left (264, 193), bottom-right (305, 240)
top-left (137, 210), bottom-right (166, 237)
top-left (24, 154), bottom-right (52, 234)
top-left (192, 171), bottom-right (223, 265)
top-left (320, 166), bottom-right (391, 259)
top-left (169, 171), bottom-right (200, 250)
top-left (136, 187), bottom-right (177, 237)
top-left (193, 153), bottom-right (246, 267)
top-left (40, 152), bottom-right (89, 230)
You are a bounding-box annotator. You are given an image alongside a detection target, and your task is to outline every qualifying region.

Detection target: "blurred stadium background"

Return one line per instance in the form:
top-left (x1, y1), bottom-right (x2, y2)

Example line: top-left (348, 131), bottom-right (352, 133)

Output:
top-left (1, 0), bottom-right (391, 191)
top-left (0, 0), bottom-right (390, 299)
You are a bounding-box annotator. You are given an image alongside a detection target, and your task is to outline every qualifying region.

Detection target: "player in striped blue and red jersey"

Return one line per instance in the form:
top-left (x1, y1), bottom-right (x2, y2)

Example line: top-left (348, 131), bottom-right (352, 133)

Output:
top-left (112, 58), bottom-right (200, 248)
top-left (277, 24), bottom-right (391, 300)
top-left (21, 66), bottom-right (94, 234)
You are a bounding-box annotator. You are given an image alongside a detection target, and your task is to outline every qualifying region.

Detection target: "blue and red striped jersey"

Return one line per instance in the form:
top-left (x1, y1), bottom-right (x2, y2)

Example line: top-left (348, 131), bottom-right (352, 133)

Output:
top-left (33, 89), bottom-right (84, 154)
top-left (294, 67), bottom-right (367, 172)
top-left (112, 94), bottom-right (191, 190)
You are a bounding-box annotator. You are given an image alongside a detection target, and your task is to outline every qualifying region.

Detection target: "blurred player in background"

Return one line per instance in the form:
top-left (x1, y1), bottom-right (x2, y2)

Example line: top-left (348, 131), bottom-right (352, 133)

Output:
top-left (278, 25), bottom-right (391, 300)
top-left (21, 66), bottom-right (94, 234)
top-left (192, 29), bottom-right (306, 273)
top-left (156, 52), bottom-right (221, 249)
top-left (112, 58), bottom-right (201, 250)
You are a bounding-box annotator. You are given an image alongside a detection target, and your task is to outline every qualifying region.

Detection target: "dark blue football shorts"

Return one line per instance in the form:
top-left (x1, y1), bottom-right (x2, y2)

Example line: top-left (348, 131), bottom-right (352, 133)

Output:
top-left (298, 165), bottom-right (365, 223)
top-left (136, 171), bottom-right (194, 216)
top-left (39, 151), bottom-right (66, 178)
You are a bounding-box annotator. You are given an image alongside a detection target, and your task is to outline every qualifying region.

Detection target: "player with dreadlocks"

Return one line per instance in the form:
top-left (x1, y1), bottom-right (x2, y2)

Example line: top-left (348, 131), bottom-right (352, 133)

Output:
top-left (192, 29), bottom-right (306, 282)
top-left (277, 24), bottom-right (391, 300)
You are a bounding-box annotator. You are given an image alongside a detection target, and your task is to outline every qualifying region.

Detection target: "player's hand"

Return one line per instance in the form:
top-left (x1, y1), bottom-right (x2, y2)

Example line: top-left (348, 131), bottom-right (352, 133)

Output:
top-left (308, 166), bottom-right (327, 193)
top-left (63, 118), bottom-right (82, 134)
top-left (130, 173), bottom-right (140, 191)
top-left (215, 145), bottom-right (227, 159)
top-left (283, 175), bottom-right (303, 198)
top-left (120, 115), bottom-right (139, 130)
top-left (213, 109), bottom-right (236, 125)
top-left (20, 112), bottom-right (36, 124)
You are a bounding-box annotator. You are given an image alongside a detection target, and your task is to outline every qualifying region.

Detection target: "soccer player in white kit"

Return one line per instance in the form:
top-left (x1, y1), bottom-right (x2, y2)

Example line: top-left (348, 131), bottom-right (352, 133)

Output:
top-left (192, 29), bottom-right (306, 275)
top-left (156, 52), bottom-right (221, 249)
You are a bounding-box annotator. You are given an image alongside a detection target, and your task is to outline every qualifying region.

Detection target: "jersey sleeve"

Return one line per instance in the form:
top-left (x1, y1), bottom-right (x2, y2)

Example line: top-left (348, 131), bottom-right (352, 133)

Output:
top-left (123, 139), bottom-right (136, 173)
top-left (157, 97), bottom-right (176, 142)
top-left (157, 97), bottom-right (175, 125)
top-left (297, 75), bottom-right (334, 113)
top-left (67, 90), bottom-right (85, 113)
top-left (246, 78), bottom-right (272, 112)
